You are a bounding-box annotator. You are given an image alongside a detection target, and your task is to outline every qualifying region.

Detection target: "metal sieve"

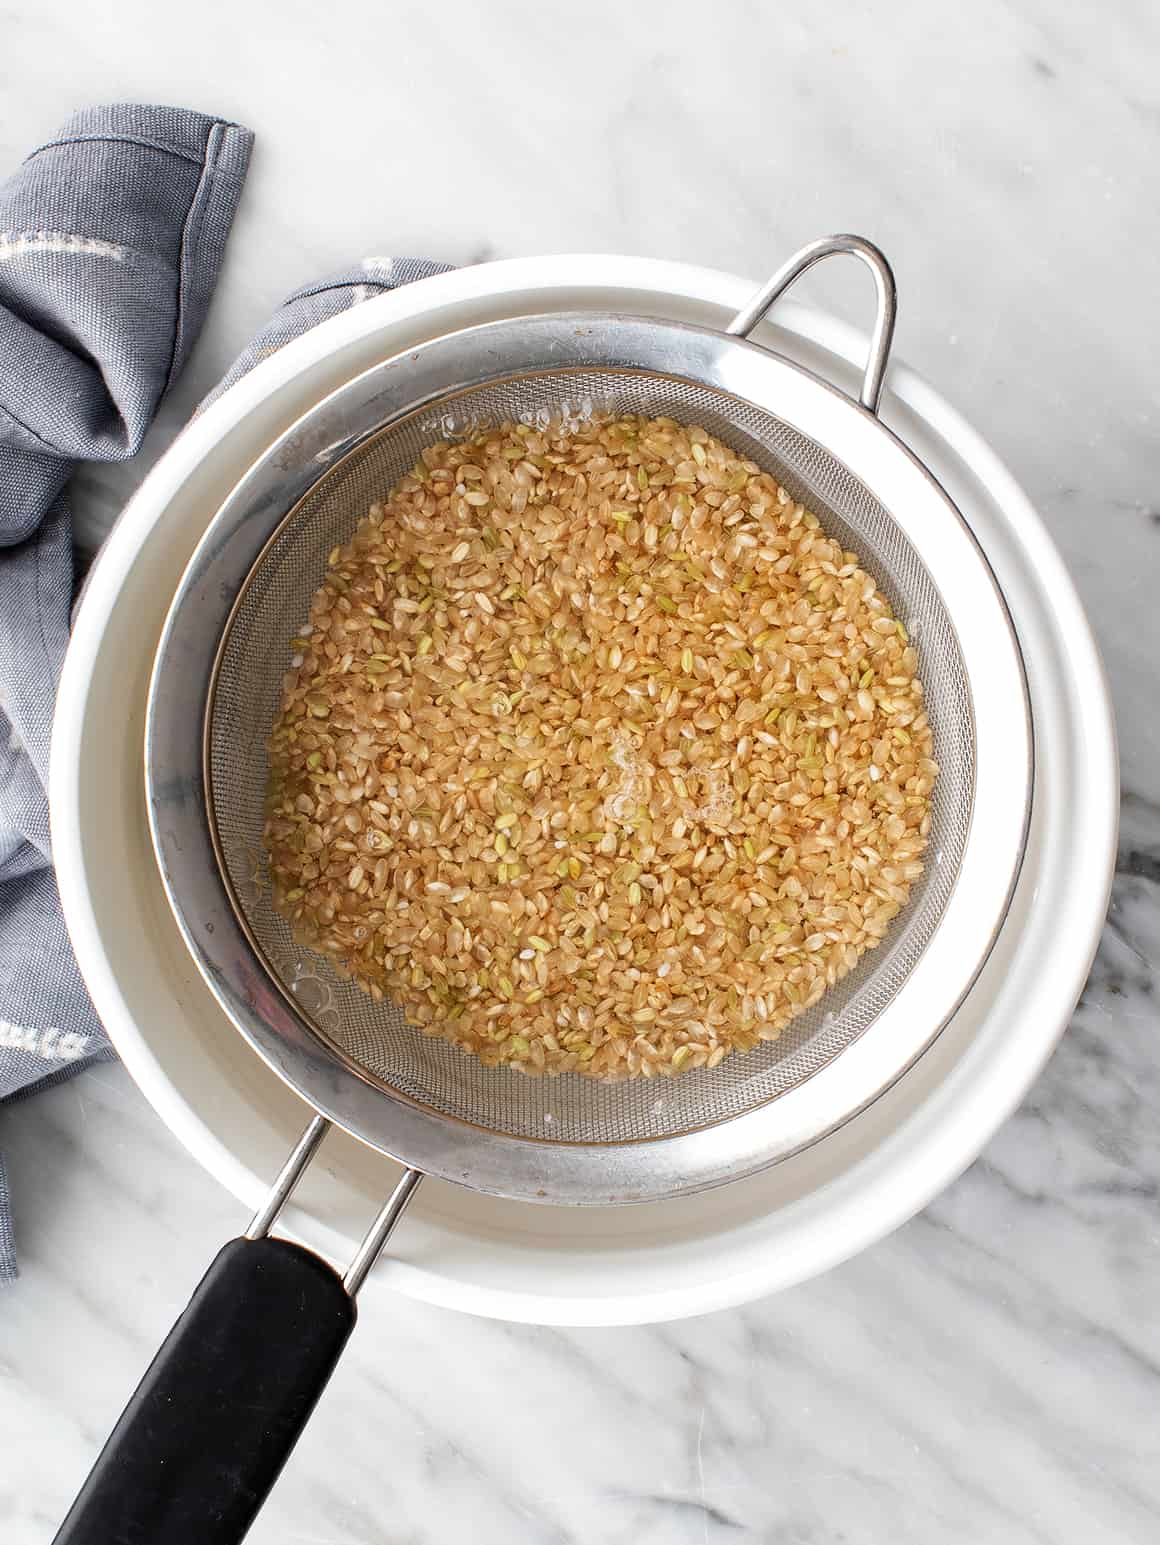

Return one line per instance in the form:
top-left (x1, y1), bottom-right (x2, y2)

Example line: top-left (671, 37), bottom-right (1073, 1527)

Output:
top-left (214, 367), bottom-right (972, 1148)
top-left (57, 238), bottom-right (1032, 1545)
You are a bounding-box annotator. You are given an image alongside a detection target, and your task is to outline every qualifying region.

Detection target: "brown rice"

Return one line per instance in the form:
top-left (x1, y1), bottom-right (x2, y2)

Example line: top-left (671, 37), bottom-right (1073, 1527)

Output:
top-left (263, 414), bottom-right (936, 1079)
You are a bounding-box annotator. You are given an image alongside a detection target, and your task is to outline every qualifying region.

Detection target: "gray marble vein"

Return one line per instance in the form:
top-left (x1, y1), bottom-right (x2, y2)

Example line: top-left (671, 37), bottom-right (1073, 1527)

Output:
top-left (1, 0), bottom-right (1158, 1541)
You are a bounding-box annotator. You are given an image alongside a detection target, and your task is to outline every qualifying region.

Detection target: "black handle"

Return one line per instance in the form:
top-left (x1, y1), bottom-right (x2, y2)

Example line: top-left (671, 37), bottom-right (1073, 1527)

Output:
top-left (53, 1235), bottom-right (356, 1545)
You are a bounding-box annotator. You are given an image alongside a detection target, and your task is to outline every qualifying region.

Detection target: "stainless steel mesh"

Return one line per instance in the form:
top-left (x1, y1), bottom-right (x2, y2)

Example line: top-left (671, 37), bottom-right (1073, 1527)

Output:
top-left (209, 369), bottom-right (973, 1145)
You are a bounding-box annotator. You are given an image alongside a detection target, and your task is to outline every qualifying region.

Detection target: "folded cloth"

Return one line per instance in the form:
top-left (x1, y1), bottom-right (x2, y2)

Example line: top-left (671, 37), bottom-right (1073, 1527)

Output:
top-left (0, 105), bottom-right (253, 1279)
top-left (0, 107), bottom-right (456, 1281)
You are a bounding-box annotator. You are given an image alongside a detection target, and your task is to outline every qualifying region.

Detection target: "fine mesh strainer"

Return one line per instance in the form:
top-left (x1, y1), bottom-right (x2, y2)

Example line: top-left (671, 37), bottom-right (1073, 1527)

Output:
top-left (57, 238), bottom-right (1031, 1545)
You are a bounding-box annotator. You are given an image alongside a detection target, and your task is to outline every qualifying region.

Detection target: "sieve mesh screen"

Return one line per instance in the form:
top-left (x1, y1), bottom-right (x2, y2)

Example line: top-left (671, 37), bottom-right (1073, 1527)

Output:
top-left (209, 368), bottom-right (972, 1144)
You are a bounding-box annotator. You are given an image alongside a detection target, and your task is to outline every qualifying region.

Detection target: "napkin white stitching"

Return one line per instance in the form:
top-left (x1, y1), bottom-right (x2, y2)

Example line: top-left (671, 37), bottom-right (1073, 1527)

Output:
top-left (0, 1022), bottom-right (94, 1060)
top-left (0, 231), bottom-right (126, 263)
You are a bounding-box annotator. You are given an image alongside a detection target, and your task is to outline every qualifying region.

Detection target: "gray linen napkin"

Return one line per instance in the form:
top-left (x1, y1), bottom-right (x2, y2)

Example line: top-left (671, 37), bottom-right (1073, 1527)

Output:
top-left (0, 105), bottom-right (253, 1279)
top-left (0, 102), bottom-right (450, 1278)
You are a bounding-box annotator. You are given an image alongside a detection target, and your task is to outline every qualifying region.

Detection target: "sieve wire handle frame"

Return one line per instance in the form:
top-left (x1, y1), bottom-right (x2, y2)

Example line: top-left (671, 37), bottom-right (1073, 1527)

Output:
top-left (244, 1113), bottom-right (423, 1296)
top-left (53, 1116), bottom-right (423, 1545)
top-left (726, 234), bottom-right (897, 414)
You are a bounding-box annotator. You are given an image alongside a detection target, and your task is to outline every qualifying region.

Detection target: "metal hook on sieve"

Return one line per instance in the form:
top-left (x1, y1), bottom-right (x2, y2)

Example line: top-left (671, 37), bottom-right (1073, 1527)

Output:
top-left (726, 234), bottom-right (897, 415)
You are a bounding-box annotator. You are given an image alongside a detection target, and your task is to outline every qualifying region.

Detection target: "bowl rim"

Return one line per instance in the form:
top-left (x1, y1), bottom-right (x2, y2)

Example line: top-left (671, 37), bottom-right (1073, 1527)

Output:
top-left (50, 254), bottom-right (1117, 1322)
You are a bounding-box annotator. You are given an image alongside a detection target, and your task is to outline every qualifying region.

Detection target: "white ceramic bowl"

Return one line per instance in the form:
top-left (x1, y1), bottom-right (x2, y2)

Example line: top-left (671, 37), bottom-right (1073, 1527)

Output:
top-left (51, 257), bottom-right (1117, 1325)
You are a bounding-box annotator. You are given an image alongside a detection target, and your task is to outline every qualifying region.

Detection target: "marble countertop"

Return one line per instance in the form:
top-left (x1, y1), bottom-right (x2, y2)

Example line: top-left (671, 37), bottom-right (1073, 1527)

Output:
top-left (3, 2), bottom-right (1157, 1541)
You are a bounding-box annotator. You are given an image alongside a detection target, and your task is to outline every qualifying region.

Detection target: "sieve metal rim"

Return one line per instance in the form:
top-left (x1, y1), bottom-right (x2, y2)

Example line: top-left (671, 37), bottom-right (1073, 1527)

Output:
top-left (146, 307), bottom-right (1031, 1205)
